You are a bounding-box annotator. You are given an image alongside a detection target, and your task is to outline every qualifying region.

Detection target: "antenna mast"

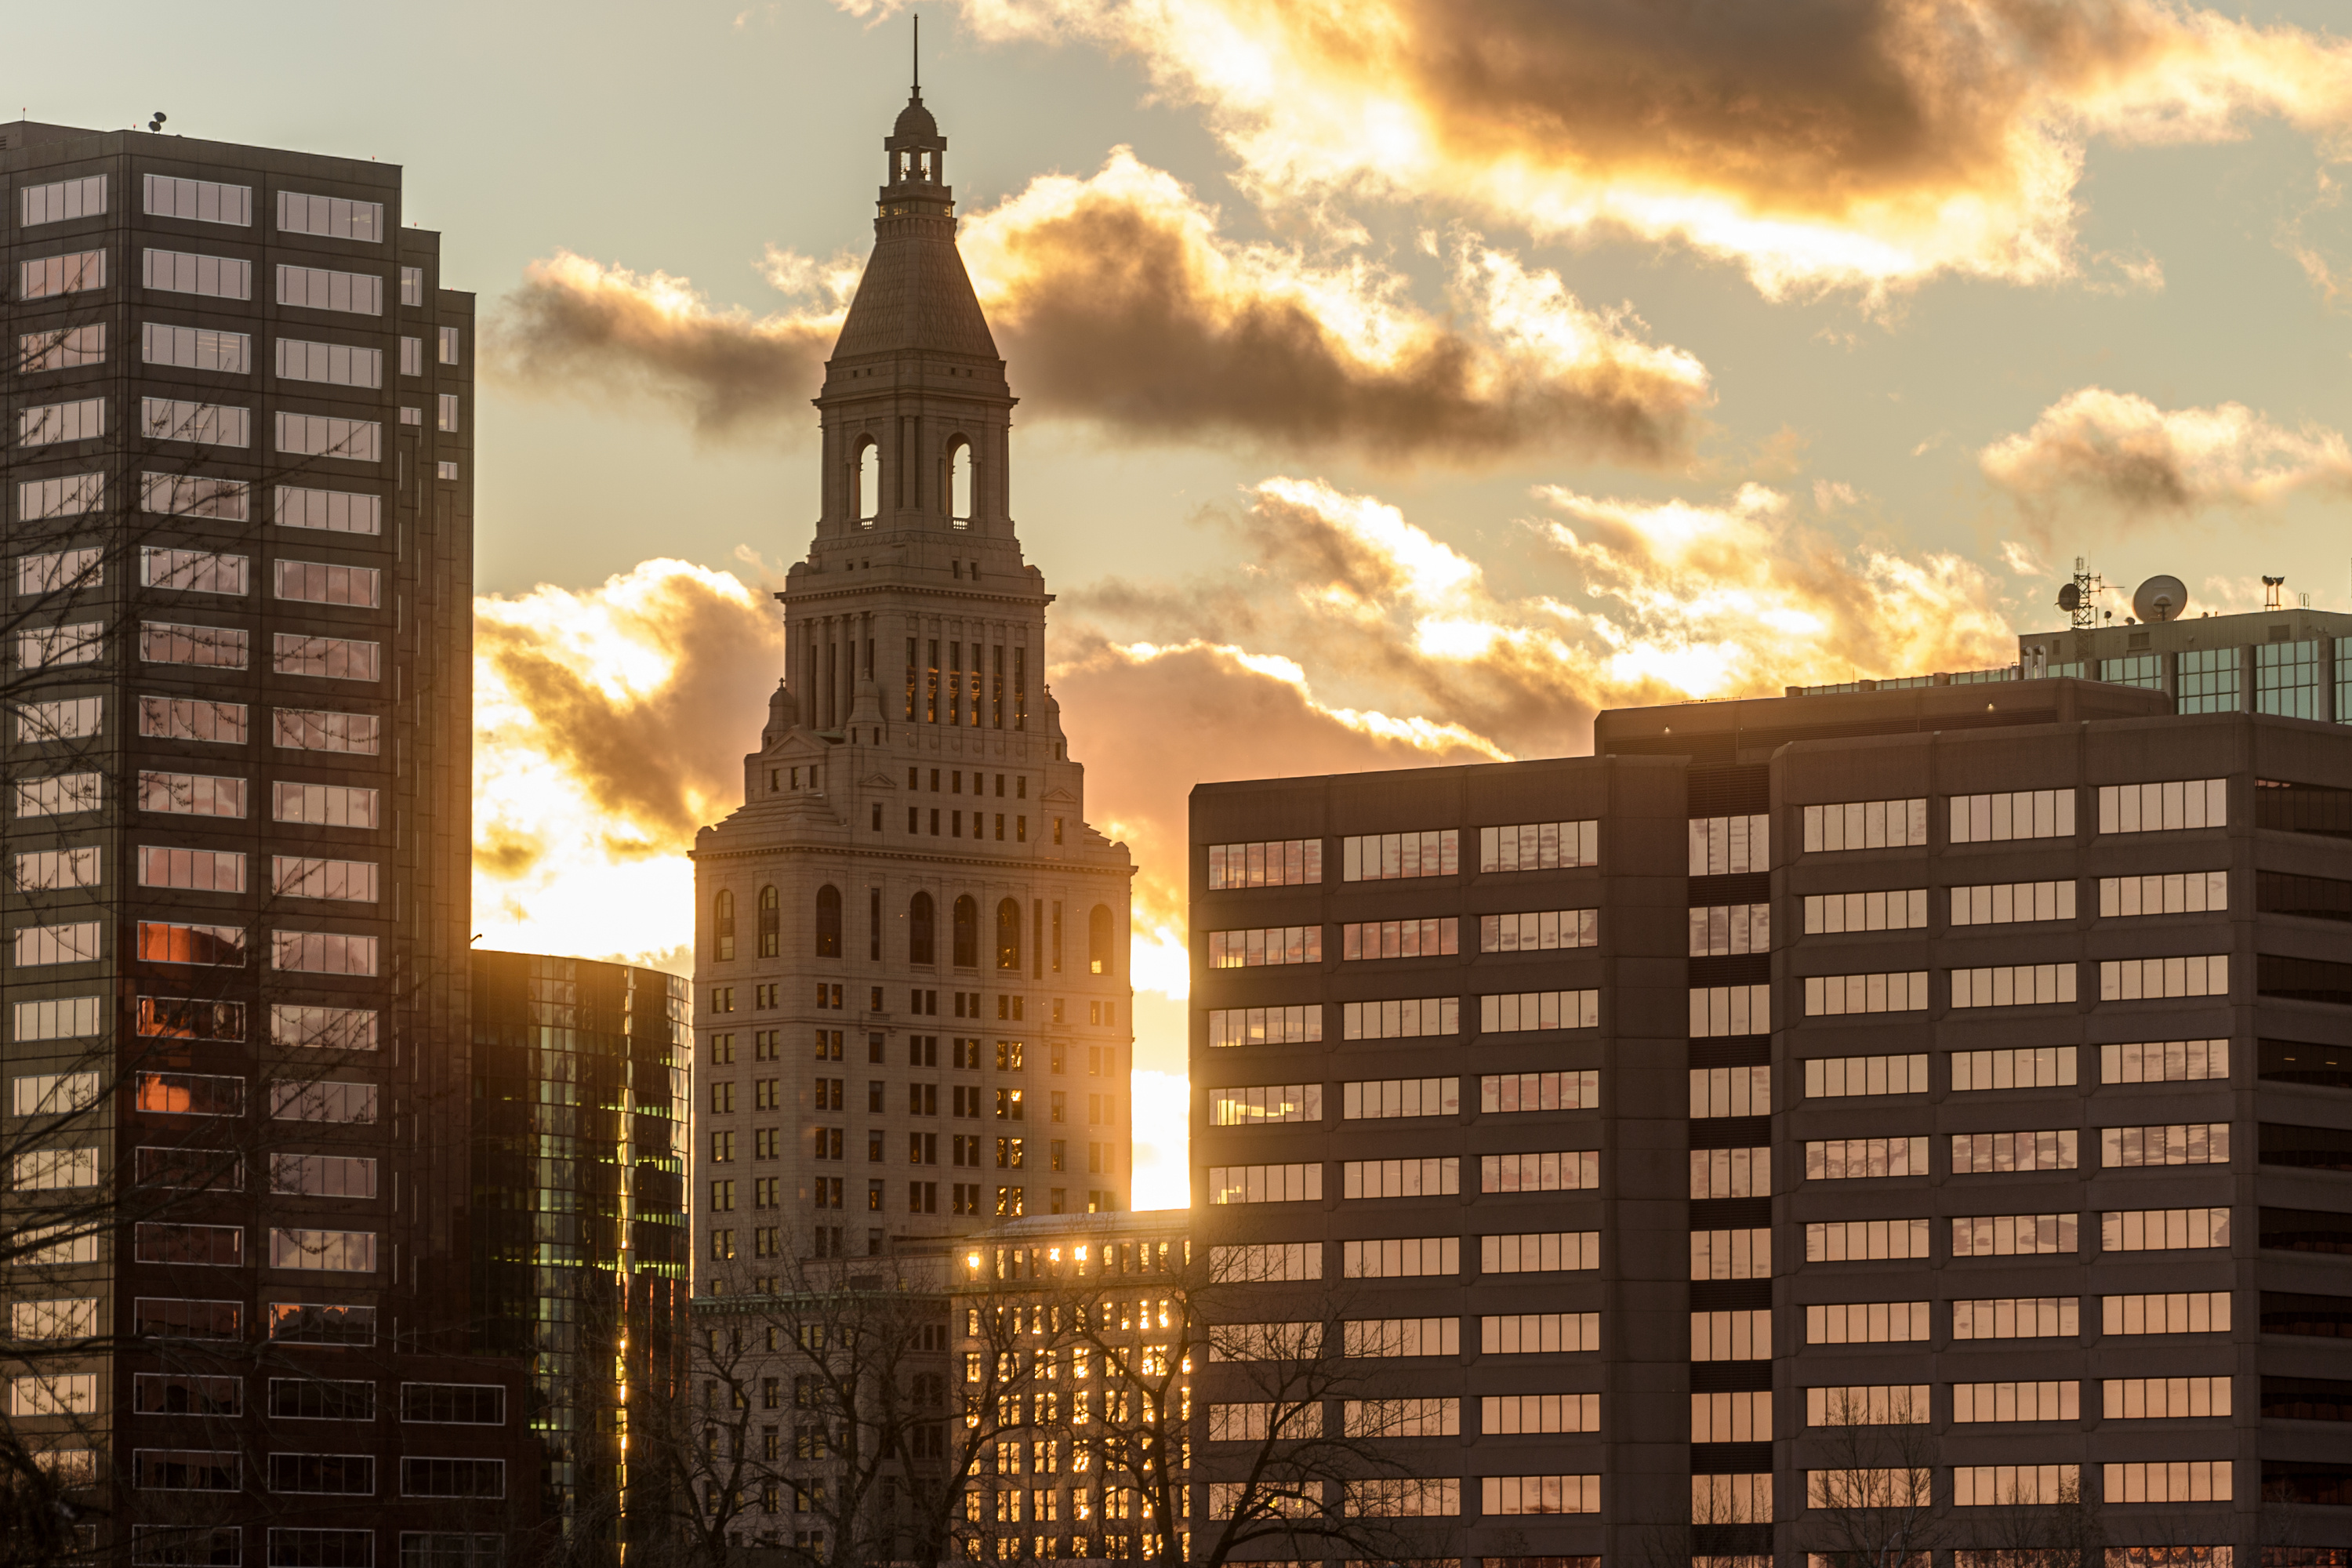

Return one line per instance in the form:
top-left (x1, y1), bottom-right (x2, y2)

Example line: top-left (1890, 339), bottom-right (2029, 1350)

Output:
top-left (2056, 556), bottom-right (2103, 630)
top-left (913, 13), bottom-right (920, 94)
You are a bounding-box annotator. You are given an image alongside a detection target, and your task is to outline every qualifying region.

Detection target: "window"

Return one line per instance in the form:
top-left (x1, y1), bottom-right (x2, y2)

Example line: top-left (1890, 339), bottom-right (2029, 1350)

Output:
top-left (267, 1302), bottom-right (376, 1345)
top-left (1344, 1236), bottom-right (1461, 1278)
top-left (400, 267), bottom-right (424, 306)
top-left (954, 895), bottom-right (978, 967)
top-left (2176, 647), bottom-right (2240, 713)
top-left (11, 772), bottom-right (97, 817)
top-left (17, 472), bottom-right (103, 519)
top-left (276, 412), bottom-right (381, 461)
top-left (270, 1006), bottom-right (378, 1051)
top-left (14, 1149), bottom-right (99, 1189)
top-left (1952, 1297), bottom-right (2078, 1338)
top-left (136, 1450), bottom-right (240, 1492)
top-left (1802, 797), bottom-right (1927, 851)
top-left (1690, 815), bottom-right (1769, 873)
top-left (269, 1154), bottom-right (377, 1199)
top-left (1810, 1218), bottom-right (1931, 1260)
top-left (143, 697), bottom-right (248, 744)
top-left (906, 891), bottom-right (934, 964)
top-left (1950, 880), bottom-right (2074, 924)
top-left (142, 470), bottom-right (250, 521)
top-left (2103, 1039), bottom-right (2227, 1083)
top-left (1951, 788), bottom-right (2078, 843)
top-left (19, 323), bottom-right (105, 372)
top-left (1951, 1213), bottom-right (2075, 1256)
top-left (273, 782), bottom-right (376, 829)
top-left (23, 174), bottom-right (105, 224)
top-left (143, 548), bottom-right (249, 594)
top-left (14, 996), bottom-right (103, 1040)
top-left (2105, 1292), bottom-right (2229, 1334)
top-left (278, 191), bottom-right (382, 241)
top-left (1479, 819), bottom-right (1598, 871)
top-left (1485, 1151), bottom-right (1595, 1192)
top-left (20, 397), bottom-right (105, 445)
top-left (273, 634), bottom-right (380, 681)
top-left (145, 173), bottom-right (251, 224)
top-left (143, 396), bottom-right (249, 448)
top-left (143, 622), bottom-right (248, 669)
top-left (23, 250), bottom-right (106, 297)
top-left (274, 709), bottom-right (381, 754)
top-left (1954, 1465), bottom-right (2079, 1507)
top-left (437, 325), bottom-right (461, 364)
top-left (273, 857), bottom-right (379, 903)
top-left (1951, 1130), bottom-right (2075, 1173)
top-left (134, 1223), bottom-right (243, 1265)
top-left (277, 264), bottom-right (383, 315)
top-left (1344, 917), bottom-right (1457, 959)
top-left (2103, 1123), bottom-right (2230, 1167)
top-left (142, 320), bottom-right (249, 372)
top-left (1206, 839), bottom-right (1320, 887)
top-left (11, 1072), bottom-right (99, 1116)
top-left (139, 846), bottom-right (246, 893)
top-left (1690, 1229), bottom-right (1767, 1279)
top-left (436, 461), bottom-right (459, 480)
top-left (1208, 1085), bottom-right (1321, 1126)
top-left (2100, 871), bottom-right (2226, 916)
top-left (15, 546), bottom-right (103, 597)
top-left (1209, 1163), bottom-right (1323, 1203)
top-left (1087, 903), bottom-right (1114, 975)
top-left (996, 897), bottom-right (1021, 970)
top-left (1806, 1303), bottom-right (1929, 1344)
top-left (1951, 963), bottom-right (2076, 1007)
top-left (143, 248), bottom-right (248, 298)
top-left (269, 1080), bottom-right (376, 1123)
top-left (1205, 1006), bottom-right (1320, 1047)
top-left (268, 1453), bottom-right (374, 1494)
top-left (17, 622), bottom-right (102, 666)
top-left (16, 847), bottom-right (100, 890)
top-left (1480, 1070), bottom-right (1598, 1112)
top-left (1207, 927), bottom-right (1319, 967)
top-left (2101, 955), bottom-right (2228, 1000)
top-left (1342, 829), bottom-right (1458, 880)
top-left (1689, 1310), bottom-right (1767, 1360)
top-left (138, 921), bottom-right (244, 965)
top-left (2258, 639), bottom-right (2321, 717)
top-left (1690, 1148), bottom-right (1769, 1198)
top-left (272, 931), bottom-right (378, 975)
top-left (16, 922), bottom-right (101, 966)
top-left (1489, 909), bottom-right (1599, 952)
top-left (2100, 779), bottom-right (2226, 833)
top-left (1692, 1391), bottom-right (1771, 1439)
top-left (1951, 1046), bottom-right (2077, 1090)
top-left (1805, 1054), bottom-right (1927, 1098)
top-left (277, 485), bottom-right (382, 535)
top-left (1691, 983), bottom-right (1770, 1035)
top-left (1482, 990), bottom-right (1598, 1033)
top-left (1688, 903), bottom-right (1766, 953)
top-left (1807, 1137), bottom-right (1926, 1179)
top-left (265, 1381), bottom-right (376, 1427)
top-left (2102, 1207), bottom-right (2230, 1251)
top-left (1690, 1065), bottom-right (1769, 1117)
top-left (1341, 1078), bottom-right (1458, 1118)
top-left (2103, 1461), bottom-right (2230, 1503)
top-left (1341, 997), bottom-right (1457, 1039)
top-left (435, 394), bottom-right (459, 432)
top-left (401, 1385), bottom-right (505, 1425)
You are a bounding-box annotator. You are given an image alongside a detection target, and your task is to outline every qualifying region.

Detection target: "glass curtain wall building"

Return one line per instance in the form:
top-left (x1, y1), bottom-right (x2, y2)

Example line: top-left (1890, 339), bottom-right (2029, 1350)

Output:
top-left (470, 952), bottom-right (691, 1563)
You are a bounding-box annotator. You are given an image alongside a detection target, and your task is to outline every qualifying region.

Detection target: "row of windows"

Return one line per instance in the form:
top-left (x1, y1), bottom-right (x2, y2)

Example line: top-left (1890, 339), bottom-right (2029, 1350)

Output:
top-left (20, 247), bottom-right (409, 314)
top-left (13, 695), bottom-right (382, 754)
top-left (11, 923), bottom-right (381, 975)
top-left (20, 622), bottom-right (383, 682)
top-left (16, 318), bottom-right (460, 382)
top-left (1689, 1123), bottom-right (2234, 1194)
top-left (13, 1374), bottom-right (499, 1425)
top-left (10, 1000), bottom-right (371, 1051)
top-left (8, 846), bottom-right (378, 900)
top-left (20, 397), bottom-right (430, 464)
top-left (17, 1298), bottom-right (377, 1344)
top-left (19, 473), bottom-right (383, 532)
top-left (129, 1451), bottom-right (502, 1497)
top-left (713, 887), bottom-right (1119, 975)
top-left (9, 1222), bottom-right (375, 1269)
top-left (18, 174), bottom-right (395, 241)
top-left (17, 546), bottom-right (383, 604)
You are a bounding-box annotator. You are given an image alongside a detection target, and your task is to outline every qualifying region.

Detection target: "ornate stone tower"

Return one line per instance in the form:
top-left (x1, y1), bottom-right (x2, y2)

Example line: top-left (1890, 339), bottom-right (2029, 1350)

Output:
top-left (690, 83), bottom-right (1137, 1287)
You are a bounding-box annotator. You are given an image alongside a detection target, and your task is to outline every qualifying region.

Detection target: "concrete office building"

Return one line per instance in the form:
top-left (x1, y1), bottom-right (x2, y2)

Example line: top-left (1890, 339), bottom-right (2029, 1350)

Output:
top-left (688, 79), bottom-right (1135, 1290)
top-left (470, 952), bottom-right (692, 1559)
top-left (1192, 655), bottom-right (2352, 1561)
top-left (0, 122), bottom-right (521, 1563)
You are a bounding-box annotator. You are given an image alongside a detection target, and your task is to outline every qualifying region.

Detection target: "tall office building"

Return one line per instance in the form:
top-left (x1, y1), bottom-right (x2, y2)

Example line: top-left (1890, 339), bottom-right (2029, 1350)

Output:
top-left (690, 80), bottom-right (1135, 1290)
top-left (2, 122), bottom-right (525, 1565)
top-left (1193, 625), bottom-right (2352, 1561)
top-left (470, 952), bottom-right (691, 1559)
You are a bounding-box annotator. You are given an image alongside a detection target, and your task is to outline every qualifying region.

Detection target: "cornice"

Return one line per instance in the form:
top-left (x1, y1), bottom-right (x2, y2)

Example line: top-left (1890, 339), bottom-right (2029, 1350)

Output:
top-left (689, 840), bottom-right (1135, 879)
top-left (779, 582), bottom-right (1052, 612)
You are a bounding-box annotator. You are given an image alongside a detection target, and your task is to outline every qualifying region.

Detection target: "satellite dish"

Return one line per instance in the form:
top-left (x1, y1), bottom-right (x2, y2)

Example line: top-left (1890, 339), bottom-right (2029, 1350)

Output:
top-left (2132, 575), bottom-right (2188, 623)
top-left (2056, 583), bottom-right (2081, 613)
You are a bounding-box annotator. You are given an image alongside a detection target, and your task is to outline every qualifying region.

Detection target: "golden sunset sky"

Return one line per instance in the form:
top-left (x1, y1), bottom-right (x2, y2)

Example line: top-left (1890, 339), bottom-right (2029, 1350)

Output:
top-left (38, 0), bottom-right (2352, 1207)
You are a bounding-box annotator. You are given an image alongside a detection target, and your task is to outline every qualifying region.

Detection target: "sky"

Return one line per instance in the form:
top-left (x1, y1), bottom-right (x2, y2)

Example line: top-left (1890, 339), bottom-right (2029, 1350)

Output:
top-left (29, 0), bottom-right (2352, 1209)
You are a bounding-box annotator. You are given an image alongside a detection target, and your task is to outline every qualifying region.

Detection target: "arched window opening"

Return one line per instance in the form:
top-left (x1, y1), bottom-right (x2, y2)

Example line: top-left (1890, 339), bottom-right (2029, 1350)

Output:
top-left (1089, 904), bottom-right (1116, 976)
top-left (919, 151), bottom-right (933, 180)
top-left (813, 885), bottom-right (840, 959)
top-left (713, 889), bottom-right (736, 961)
top-left (953, 895), bottom-right (979, 968)
top-left (996, 898), bottom-right (1022, 971)
top-left (909, 892), bottom-right (935, 967)
top-left (856, 438), bottom-right (880, 526)
top-left (758, 884), bottom-right (782, 958)
top-left (949, 437), bottom-right (974, 528)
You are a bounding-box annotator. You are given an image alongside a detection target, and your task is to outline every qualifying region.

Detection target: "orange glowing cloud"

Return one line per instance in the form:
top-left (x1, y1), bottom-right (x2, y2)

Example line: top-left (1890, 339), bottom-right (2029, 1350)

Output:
top-left (1980, 386), bottom-right (2352, 517)
top-left (879, 0), bottom-right (2352, 296)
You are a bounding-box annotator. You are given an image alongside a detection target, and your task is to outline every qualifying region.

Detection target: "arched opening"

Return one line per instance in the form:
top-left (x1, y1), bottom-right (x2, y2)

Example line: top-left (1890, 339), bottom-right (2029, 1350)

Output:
top-left (813, 885), bottom-right (840, 959)
top-left (759, 884), bottom-right (781, 957)
top-left (953, 895), bottom-right (978, 968)
top-left (909, 892), bottom-right (935, 966)
top-left (996, 898), bottom-right (1021, 971)
top-left (856, 437), bottom-right (880, 526)
top-left (948, 437), bottom-right (974, 528)
top-left (1089, 904), bottom-right (1116, 976)
top-left (713, 888), bottom-right (735, 961)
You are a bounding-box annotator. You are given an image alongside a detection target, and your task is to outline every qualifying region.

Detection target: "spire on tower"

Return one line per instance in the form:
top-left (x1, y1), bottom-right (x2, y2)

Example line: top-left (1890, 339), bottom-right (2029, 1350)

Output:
top-left (913, 12), bottom-right (920, 97)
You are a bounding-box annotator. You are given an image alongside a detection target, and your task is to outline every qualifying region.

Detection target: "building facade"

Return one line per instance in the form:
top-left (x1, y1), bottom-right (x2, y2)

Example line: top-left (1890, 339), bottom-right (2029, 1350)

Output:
top-left (470, 952), bottom-right (691, 1560)
top-left (688, 82), bottom-right (1135, 1293)
top-left (1193, 661), bottom-right (2352, 1560)
top-left (1, 122), bottom-right (513, 1563)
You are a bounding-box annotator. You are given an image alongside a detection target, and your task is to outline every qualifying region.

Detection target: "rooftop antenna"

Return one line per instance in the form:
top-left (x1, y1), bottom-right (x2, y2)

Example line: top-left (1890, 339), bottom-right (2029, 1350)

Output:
top-left (2056, 556), bottom-right (2103, 630)
top-left (913, 13), bottom-right (920, 97)
top-left (2263, 575), bottom-right (2285, 610)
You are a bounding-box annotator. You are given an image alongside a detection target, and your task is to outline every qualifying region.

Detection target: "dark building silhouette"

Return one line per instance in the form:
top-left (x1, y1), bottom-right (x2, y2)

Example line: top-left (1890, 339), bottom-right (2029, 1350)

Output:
top-left (470, 951), bottom-right (691, 1560)
top-left (1194, 639), bottom-right (2352, 1560)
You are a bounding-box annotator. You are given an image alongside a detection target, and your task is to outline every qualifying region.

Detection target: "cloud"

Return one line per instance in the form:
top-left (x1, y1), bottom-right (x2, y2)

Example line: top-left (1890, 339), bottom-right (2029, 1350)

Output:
top-left (1979, 387), bottom-right (2352, 516)
top-left (481, 250), bottom-right (856, 445)
top-left (885, 0), bottom-right (2352, 297)
top-left (474, 560), bottom-right (788, 965)
top-left (486, 151), bottom-right (1711, 466)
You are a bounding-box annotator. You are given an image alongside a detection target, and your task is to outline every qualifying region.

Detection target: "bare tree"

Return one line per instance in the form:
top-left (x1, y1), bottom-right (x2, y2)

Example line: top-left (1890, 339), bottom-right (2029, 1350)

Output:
top-left (1803, 1387), bottom-right (1947, 1568)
